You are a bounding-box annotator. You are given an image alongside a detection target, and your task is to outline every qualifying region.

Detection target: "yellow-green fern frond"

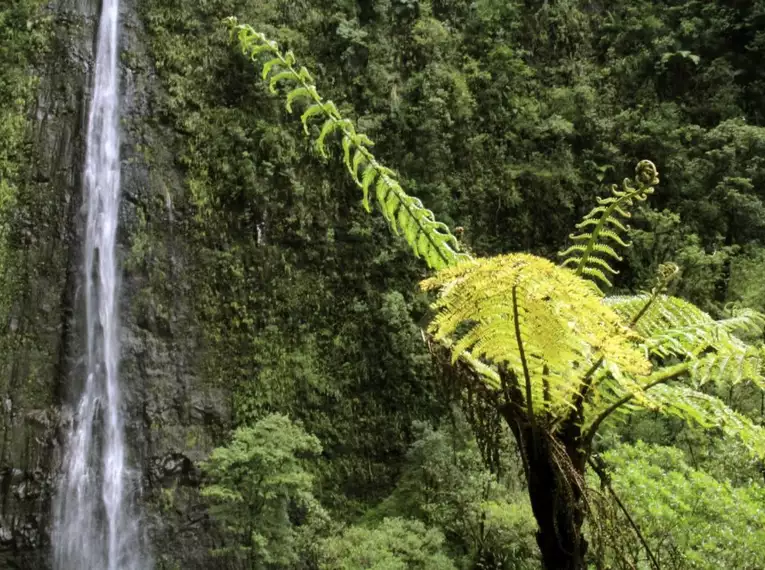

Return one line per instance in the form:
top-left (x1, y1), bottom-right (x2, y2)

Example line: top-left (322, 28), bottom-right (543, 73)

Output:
top-left (559, 161), bottom-right (659, 290)
top-left (583, 290), bottom-right (765, 454)
top-left (605, 294), bottom-right (765, 387)
top-left (226, 18), bottom-right (468, 270)
top-left (421, 254), bottom-right (651, 420)
top-left (587, 381), bottom-right (765, 458)
top-left (649, 384), bottom-right (765, 456)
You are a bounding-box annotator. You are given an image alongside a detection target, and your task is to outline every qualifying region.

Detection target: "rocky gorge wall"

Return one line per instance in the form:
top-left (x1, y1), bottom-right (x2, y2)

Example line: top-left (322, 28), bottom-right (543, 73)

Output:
top-left (0, 0), bottom-right (464, 565)
top-left (0, 1), bottom-right (232, 568)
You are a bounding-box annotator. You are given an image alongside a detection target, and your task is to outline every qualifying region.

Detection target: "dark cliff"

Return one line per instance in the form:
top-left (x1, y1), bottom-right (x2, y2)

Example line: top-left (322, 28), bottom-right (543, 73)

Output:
top-left (1, 1), bottom-right (231, 568)
top-left (1, 2), bottom-right (438, 568)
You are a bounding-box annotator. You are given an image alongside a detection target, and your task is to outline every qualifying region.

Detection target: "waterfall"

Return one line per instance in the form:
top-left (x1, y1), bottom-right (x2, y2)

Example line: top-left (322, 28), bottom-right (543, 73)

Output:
top-left (52, 0), bottom-right (147, 568)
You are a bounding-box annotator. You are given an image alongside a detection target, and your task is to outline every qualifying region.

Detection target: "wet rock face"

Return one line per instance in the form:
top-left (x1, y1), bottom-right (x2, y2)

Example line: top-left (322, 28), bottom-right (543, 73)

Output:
top-left (0, 1), bottom-right (233, 568)
top-left (0, 0), bottom-right (95, 565)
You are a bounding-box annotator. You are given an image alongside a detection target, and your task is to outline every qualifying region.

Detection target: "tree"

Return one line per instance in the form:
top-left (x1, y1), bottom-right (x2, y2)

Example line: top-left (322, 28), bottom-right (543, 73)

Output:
top-left (319, 517), bottom-right (457, 570)
top-left (226, 21), bottom-right (765, 570)
top-left (593, 442), bottom-right (765, 569)
top-left (201, 413), bottom-right (324, 569)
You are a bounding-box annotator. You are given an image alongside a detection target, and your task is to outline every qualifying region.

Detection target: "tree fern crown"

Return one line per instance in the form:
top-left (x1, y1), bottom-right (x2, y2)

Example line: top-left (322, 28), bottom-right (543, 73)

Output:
top-left (421, 253), bottom-right (650, 421)
top-left (224, 18), bottom-right (765, 459)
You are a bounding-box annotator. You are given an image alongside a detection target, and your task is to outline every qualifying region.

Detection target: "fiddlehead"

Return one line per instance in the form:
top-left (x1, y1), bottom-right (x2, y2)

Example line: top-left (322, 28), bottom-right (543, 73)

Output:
top-left (225, 18), bottom-right (469, 271)
top-left (559, 160), bottom-right (659, 289)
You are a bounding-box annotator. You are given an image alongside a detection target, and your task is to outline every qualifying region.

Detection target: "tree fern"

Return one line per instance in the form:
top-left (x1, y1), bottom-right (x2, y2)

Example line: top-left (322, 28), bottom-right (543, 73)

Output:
top-left (223, 26), bottom-right (765, 567)
top-left (559, 160), bottom-right (659, 290)
top-left (225, 18), bottom-right (468, 271)
top-left (421, 253), bottom-right (650, 422)
top-left (421, 162), bottom-right (765, 458)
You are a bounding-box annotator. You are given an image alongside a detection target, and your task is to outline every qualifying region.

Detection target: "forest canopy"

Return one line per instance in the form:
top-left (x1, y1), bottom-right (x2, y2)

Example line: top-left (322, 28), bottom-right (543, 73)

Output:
top-left (3, 0), bottom-right (762, 568)
top-left (187, 4), bottom-right (765, 569)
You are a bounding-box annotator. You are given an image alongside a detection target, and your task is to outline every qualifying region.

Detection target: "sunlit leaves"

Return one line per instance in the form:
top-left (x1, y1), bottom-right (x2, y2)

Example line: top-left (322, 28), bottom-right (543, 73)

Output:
top-left (226, 18), bottom-right (469, 271)
top-left (596, 442), bottom-right (765, 570)
top-left (559, 161), bottom-right (659, 290)
top-left (606, 294), bottom-right (765, 387)
top-left (422, 253), bottom-right (650, 419)
top-left (201, 414), bottom-right (323, 568)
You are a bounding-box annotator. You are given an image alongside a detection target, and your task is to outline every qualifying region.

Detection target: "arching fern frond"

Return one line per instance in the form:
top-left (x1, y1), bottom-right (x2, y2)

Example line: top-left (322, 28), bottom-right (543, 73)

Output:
top-left (559, 161), bottom-right (659, 290)
top-left (583, 290), bottom-right (765, 453)
top-left (605, 293), bottom-right (765, 387)
top-left (421, 254), bottom-right (651, 421)
top-left (586, 381), bottom-right (765, 458)
top-left (648, 384), bottom-right (765, 457)
top-left (225, 17), bottom-right (468, 271)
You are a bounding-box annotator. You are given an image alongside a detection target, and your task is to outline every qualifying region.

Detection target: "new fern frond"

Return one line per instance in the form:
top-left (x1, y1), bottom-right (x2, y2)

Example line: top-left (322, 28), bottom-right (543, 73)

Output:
top-left (225, 18), bottom-right (468, 271)
top-left (559, 160), bottom-right (659, 289)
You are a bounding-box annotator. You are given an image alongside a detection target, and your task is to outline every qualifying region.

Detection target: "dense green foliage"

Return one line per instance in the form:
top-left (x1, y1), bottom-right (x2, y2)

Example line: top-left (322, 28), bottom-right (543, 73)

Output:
top-left (372, 415), bottom-right (539, 569)
top-left (596, 442), bottom-right (765, 570)
top-left (320, 517), bottom-right (456, 570)
top-left (140, 0), bottom-right (448, 512)
top-left (5, 0), bottom-right (765, 568)
top-left (228, 18), bottom-right (470, 270)
top-left (0, 0), bottom-right (55, 416)
top-left (231, 15), bottom-right (765, 565)
top-left (200, 414), bottom-right (326, 569)
top-left (224, 5), bottom-right (765, 569)
top-left (0, 0), bottom-right (46, 212)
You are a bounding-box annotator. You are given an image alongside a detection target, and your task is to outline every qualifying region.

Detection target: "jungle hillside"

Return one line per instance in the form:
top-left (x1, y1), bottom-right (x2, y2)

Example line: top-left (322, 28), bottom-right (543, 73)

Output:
top-left (1, 1), bottom-right (765, 569)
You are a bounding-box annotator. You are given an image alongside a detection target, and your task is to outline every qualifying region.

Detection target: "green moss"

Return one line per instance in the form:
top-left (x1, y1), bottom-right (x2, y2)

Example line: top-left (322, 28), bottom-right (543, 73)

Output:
top-left (137, 0), bottom-right (445, 510)
top-left (0, 1), bottom-right (52, 408)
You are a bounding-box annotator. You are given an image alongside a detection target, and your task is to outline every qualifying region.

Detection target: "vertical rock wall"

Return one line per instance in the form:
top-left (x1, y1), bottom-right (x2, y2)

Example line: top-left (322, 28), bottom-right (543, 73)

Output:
top-left (0, 1), bottom-right (232, 568)
top-left (0, 0), bottom-right (95, 566)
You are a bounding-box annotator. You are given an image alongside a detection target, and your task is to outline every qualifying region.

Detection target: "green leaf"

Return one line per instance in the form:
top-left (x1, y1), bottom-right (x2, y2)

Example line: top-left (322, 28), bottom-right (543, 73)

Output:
top-left (316, 119), bottom-right (339, 157)
top-left (269, 70), bottom-right (295, 94)
top-left (351, 150), bottom-right (366, 184)
top-left (261, 57), bottom-right (281, 80)
top-left (285, 87), bottom-right (311, 113)
top-left (560, 162), bottom-right (658, 289)
top-left (298, 66), bottom-right (313, 83)
top-left (300, 104), bottom-right (325, 135)
top-left (361, 167), bottom-right (377, 212)
top-left (342, 136), bottom-right (353, 173)
top-left (581, 266), bottom-right (613, 287)
top-left (599, 229), bottom-right (631, 247)
top-left (247, 43), bottom-right (275, 59)
top-left (230, 25), bottom-right (466, 271)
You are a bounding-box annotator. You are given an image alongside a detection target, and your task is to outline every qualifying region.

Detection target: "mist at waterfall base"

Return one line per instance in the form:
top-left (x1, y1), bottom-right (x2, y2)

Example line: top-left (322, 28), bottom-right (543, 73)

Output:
top-left (51, 1), bottom-right (150, 569)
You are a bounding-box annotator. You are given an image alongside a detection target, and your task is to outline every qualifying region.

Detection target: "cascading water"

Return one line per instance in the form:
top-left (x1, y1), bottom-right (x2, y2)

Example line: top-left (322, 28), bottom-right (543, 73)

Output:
top-left (52, 1), bottom-right (147, 568)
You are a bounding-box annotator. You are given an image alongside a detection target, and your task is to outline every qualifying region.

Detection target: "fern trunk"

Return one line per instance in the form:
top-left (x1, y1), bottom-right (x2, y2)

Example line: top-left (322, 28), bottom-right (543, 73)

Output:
top-left (504, 413), bottom-right (588, 570)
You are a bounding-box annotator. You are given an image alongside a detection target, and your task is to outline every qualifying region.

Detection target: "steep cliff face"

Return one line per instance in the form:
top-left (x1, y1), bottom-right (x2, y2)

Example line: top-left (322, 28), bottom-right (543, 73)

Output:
top-left (1, 1), bottom-right (233, 568)
top-left (0, 0), bottom-right (475, 566)
top-left (117, 3), bottom-right (234, 569)
top-left (0, 0), bottom-right (94, 565)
